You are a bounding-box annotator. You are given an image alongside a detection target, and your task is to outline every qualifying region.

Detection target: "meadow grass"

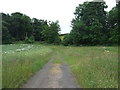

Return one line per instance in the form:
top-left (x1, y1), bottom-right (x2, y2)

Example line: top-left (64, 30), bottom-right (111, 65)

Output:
top-left (2, 44), bottom-right (28, 52)
top-left (2, 44), bottom-right (53, 88)
top-left (2, 44), bottom-right (118, 88)
top-left (59, 46), bottom-right (118, 88)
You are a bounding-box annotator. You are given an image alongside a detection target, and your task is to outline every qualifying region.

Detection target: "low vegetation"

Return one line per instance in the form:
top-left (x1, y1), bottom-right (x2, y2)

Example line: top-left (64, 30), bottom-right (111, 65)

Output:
top-left (2, 44), bottom-right (53, 88)
top-left (52, 52), bottom-right (62, 64)
top-left (2, 44), bottom-right (118, 88)
top-left (59, 46), bottom-right (118, 88)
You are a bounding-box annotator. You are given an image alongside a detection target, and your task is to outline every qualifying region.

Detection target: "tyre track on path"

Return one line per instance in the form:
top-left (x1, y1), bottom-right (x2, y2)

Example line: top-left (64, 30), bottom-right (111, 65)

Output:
top-left (22, 51), bottom-right (79, 88)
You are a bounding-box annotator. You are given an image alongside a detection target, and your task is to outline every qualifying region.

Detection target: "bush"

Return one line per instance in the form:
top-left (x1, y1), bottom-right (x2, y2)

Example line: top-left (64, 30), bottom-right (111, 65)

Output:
top-left (62, 34), bottom-right (73, 46)
top-left (25, 36), bottom-right (35, 44)
top-left (54, 37), bottom-right (61, 45)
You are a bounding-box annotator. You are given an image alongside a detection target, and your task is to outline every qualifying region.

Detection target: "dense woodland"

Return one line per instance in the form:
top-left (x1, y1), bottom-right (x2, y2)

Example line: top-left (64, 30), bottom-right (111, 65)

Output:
top-left (1, 1), bottom-right (119, 45)
top-left (2, 13), bottom-right (61, 44)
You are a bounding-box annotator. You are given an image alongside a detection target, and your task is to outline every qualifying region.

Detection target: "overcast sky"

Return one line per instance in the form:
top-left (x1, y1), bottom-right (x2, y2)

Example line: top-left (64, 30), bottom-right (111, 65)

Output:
top-left (0, 0), bottom-right (116, 34)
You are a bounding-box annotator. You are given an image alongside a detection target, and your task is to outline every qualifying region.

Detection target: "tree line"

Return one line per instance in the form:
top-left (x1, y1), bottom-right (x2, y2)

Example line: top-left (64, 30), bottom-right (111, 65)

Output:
top-left (1, 12), bottom-right (61, 44)
top-left (63, 1), bottom-right (119, 46)
top-left (1, 0), bottom-right (119, 46)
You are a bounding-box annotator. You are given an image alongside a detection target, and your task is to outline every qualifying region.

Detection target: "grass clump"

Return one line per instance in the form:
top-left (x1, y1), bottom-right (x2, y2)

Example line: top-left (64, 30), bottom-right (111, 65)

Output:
top-left (52, 59), bottom-right (62, 64)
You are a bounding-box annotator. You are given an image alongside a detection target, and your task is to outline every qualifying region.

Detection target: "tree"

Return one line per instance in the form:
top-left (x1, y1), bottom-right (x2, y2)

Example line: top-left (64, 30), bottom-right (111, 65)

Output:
top-left (2, 13), bottom-right (14, 44)
top-left (71, 20), bottom-right (90, 45)
top-left (32, 18), bottom-right (47, 41)
top-left (2, 12), bottom-right (62, 44)
top-left (9, 12), bottom-right (32, 41)
top-left (62, 34), bottom-right (73, 46)
top-left (74, 1), bottom-right (107, 26)
top-left (90, 19), bottom-right (103, 45)
top-left (68, 1), bottom-right (108, 45)
top-left (108, 6), bottom-right (119, 44)
top-left (42, 21), bottom-right (61, 44)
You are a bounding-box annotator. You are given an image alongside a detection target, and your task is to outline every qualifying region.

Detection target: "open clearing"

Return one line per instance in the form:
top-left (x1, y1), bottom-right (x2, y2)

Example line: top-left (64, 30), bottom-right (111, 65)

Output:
top-left (2, 44), bottom-right (118, 88)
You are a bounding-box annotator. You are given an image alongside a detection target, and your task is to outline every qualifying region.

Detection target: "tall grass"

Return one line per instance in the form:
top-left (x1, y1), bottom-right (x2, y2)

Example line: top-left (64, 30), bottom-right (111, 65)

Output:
top-left (2, 45), bottom-right (118, 88)
top-left (2, 44), bottom-right (53, 88)
top-left (60, 46), bottom-right (118, 88)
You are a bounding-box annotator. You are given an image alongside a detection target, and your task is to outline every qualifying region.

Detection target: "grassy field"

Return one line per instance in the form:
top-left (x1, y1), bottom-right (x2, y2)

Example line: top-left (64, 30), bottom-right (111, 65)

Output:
top-left (2, 44), bottom-right (53, 88)
top-left (2, 44), bottom-right (118, 88)
top-left (58, 46), bottom-right (118, 88)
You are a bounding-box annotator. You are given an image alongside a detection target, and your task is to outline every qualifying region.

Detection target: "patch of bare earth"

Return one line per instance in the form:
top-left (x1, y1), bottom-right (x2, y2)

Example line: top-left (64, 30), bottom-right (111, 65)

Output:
top-left (47, 64), bottom-right (63, 88)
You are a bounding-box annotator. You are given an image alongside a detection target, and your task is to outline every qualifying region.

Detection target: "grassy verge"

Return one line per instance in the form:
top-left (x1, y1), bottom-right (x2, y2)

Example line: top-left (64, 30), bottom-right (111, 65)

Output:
top-left (2, 44), bottom-right (53, 88)
top-left (59, 46), bottom-right (118, 88)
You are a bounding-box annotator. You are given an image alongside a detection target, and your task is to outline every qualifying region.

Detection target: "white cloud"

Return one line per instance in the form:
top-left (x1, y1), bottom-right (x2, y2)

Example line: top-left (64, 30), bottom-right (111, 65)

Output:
top-left (0, 0), bottom-right (116, 34)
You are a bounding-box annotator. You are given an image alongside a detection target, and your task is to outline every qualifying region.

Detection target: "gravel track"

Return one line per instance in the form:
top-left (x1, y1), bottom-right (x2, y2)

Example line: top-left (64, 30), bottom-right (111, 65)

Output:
top-left (22, 52), bottom-right (79, 88)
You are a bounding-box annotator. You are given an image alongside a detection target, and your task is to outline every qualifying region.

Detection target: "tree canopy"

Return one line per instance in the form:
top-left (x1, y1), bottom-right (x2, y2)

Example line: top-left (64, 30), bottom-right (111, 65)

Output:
top-left (1, 1), bottom-right (119, 45)
top-left (1, 12), bottom-right (61, 44)
top-left (63, 1), bottom-right (118, 46)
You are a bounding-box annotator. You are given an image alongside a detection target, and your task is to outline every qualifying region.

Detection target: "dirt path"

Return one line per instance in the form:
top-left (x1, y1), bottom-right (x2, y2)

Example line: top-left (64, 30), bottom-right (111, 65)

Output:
top-left (22, 52), bottom-right (79, 88)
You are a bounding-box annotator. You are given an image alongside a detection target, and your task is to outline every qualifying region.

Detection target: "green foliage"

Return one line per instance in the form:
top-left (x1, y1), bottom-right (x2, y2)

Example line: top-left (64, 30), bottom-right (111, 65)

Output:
top-left (108, 6), bottom-right (119, 44)
top-left (63, 1), bottom-right (118, 46)
top-left (90, 19), bottom-right (103, 45)
top-left (2, 25), bottom-right (14, 44)
top-left (1, 1), bottom-right (118, 45)
top-left (32, 18), bottom-right (47, 41)
top-left (25, 36), bottom-right (35, 44)
top-left (62, 34), bottom-right (73, 46)
top-left (1, 12), bottom-right (61, 44)
top-left (10, 12), bottom-right (32, 41)
top-left (42, 21), bottom-right (61, 44)
top-left (71, 20), bottom-right (90, 45)
top-left (2, 17), bottom-right (14, 44)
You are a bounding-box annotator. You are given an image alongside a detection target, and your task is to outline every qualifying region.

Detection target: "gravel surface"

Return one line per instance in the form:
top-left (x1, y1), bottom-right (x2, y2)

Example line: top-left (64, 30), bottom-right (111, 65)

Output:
top-left (22, 53), bottom-right (79, 88)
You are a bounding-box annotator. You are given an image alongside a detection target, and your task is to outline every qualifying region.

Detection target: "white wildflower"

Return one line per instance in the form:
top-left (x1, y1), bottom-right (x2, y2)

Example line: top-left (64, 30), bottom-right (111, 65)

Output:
top-left (4, 52), bottom-right (7, 53)
top-left (16, 49), bottom-right (21, 52)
